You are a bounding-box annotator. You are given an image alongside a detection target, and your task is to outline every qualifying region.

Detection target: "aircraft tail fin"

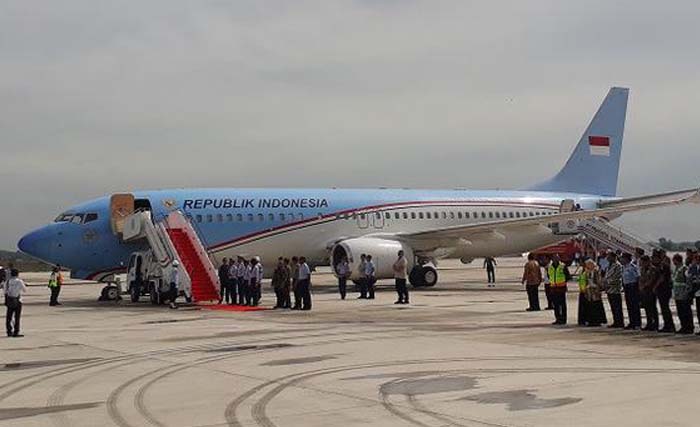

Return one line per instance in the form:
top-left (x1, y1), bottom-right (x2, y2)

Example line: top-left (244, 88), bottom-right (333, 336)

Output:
top-left (527, 87), bottom-right (629, 196)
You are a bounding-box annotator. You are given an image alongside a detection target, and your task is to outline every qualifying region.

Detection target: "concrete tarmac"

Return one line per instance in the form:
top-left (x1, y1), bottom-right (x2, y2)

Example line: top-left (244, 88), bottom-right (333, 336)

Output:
top-left (1, 258), bottom-right (699, 427)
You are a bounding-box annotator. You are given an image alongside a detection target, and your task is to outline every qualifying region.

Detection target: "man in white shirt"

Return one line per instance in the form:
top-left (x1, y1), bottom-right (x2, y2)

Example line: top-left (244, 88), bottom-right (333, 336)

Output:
top-left (251, 257), bottom-right (263, 306)
top-left (336, 256), bottom-right (350, 300)
top-left (3, 269), bottom-right (28, 337)
top-left (393, 251), bottom-right (409, 304)
top-left (228, 257), bottom-right (239, 306)
top-left (365, 255), bottom-right (376, 300)
top-left (357, 254), bottom-right (368, 299)
top-left (168, 260), bottom-right (180, 309)
top-left (297, 257), bottom-right (312, 310)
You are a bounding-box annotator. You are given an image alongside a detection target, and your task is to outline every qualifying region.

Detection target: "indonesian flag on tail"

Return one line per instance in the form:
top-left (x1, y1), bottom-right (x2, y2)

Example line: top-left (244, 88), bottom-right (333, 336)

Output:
top-left (588, 135), bottom-right (611, 156)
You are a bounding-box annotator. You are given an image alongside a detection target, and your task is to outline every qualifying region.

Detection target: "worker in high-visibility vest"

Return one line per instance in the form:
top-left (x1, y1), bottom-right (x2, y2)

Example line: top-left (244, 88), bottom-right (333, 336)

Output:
top-left (48, 265), bottom-right (63, 307)
top-left (547, 256), bottom-right (570, 325)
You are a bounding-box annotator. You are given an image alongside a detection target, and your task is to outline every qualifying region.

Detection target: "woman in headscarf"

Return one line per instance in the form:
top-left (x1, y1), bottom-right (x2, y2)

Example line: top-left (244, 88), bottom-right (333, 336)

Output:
top-left (582, 259), bottom-right (608, 327)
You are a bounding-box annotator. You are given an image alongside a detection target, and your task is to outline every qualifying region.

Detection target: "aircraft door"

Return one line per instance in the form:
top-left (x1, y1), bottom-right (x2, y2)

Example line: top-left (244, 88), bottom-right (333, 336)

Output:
top-left (356, 212), bottom-right (369, 229)
top-left (372, 211), bottom-right (385, 229)
top-left (110, 193), bottom-right (135, 235)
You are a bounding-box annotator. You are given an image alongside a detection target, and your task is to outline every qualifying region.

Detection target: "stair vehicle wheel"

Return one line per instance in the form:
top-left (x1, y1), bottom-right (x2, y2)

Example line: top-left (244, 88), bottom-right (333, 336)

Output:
top-left (130, 282), bottom-right (140, 303)
top-left (104, 285), bottom-right (120, 301)
top-left (149, 283), bottom-right (159, 305)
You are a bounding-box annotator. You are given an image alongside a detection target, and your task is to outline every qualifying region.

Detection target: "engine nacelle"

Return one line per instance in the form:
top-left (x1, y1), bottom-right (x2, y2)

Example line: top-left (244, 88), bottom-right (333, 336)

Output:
top-left (331, 237), bottom-right (414, 280)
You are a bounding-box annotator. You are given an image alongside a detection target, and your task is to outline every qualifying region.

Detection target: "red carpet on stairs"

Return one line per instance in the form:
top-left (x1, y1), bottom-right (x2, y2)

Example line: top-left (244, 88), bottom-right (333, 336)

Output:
top-left (166, 228), bottom-right (220, 302)
top-left (201, 304), bottom-right (270, 312)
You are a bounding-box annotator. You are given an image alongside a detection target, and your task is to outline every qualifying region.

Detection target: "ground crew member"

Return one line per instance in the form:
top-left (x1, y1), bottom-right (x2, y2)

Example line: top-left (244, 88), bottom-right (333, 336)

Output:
top-left (297, 257), bottom-right (312, 310)
top-left (3, 269), bottom-right (27, 337)
top-left (48, 265), bottom-right (63, 306)
top-left (621, 253), bottom-right (641, 330)
top-left (577, 262), bottom-right (589, 326)
top-left (604, 252), bottom-right (624, 328)
top-left (484, 257), bottom-right (497, 286)
top-left (393, 250), bottom-right (409, 304)
top-left (272, 258), bottom-right (289, 308)
top-left (291, 257), bottom-right (301, 309)
top-left (336, 256), bottom-right (350, 300)
top-left (283, 258), bottom-right (292, 309)
top-left (671, 254), bottom-right (694, 334)
top-left (169, 260), bottom-right (180, 309)
top-left (365, 255), bottom-right (376, 299)
top-left (653, 250), bottom-right (676, 333)
top-left (638, 255), bottom-right (658, 331)
top-left (357, 254), bottom-right (368, 299)
top-left (236, 257), bottom-right (246, 305)
top-left (541, 257), bottom-right (554, 310)
top-left (218, 258), bottom-right (230, 304)
top-left (252, 257), bottom-right (263, 306)
top-left (228, 257), bottom-right (239, 305)
top-left (522, 254), bottom-right (542, 311)
top-left (547, 256), bottom-right (569, 325)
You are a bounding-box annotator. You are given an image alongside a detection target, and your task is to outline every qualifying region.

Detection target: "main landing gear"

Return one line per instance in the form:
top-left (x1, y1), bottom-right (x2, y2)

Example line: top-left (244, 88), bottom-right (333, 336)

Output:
top-left (409, 265), bottom-right (438, 288)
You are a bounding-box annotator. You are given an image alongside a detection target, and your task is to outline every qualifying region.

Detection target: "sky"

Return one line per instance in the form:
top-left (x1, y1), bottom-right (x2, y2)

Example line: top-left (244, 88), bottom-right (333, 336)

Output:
top-left (1, 1), bottom-right (699, 249)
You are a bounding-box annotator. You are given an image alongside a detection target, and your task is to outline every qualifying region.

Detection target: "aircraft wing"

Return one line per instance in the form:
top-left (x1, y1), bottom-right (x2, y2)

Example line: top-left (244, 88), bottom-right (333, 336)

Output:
top-left (394, 188), bottom-right (700, 247)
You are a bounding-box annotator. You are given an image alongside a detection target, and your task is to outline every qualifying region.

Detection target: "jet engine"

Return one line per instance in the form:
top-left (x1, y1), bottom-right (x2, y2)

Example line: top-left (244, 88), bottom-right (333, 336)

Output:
top-left (331, 237), bottom-right (414, 281)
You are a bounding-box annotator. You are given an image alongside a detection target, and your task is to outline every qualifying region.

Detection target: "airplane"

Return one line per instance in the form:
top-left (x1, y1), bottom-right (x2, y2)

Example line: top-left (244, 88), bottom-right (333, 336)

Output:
top-left (17, 87), bottom-right (700, 294)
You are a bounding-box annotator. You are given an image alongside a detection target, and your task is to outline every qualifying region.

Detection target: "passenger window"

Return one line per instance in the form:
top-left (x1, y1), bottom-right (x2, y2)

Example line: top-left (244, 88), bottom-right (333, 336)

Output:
top-left (196, 215), bottom-right (203, 223)
top-left (298, 213), bottom-right (304, 220)
top-left (236, 214), bottom-right (243, 222)
top-left (488, 212), bottom-right (494, 219)
top-left (226, 214), bottom-right (233, 222)
top-left (360, 213), bottom-right (366, 220)
top-left (217, 214), bottom-right (223, 222)
top-left (501, 212), bottom-right (507, 218)
top-left (385, 212), bottom-right (391, 219)
top-left (434, 212), bottom-right (439, 218)
top-left (495, 212), bottom-right (500, 218)
top-left (403, 212), bottom-right (408, 219)
top-left (289, 213), bottom-right (295, 221)
top-left (375, 212), bottom-right (381, 219)
top-left (206, 214), bottom-right (213, 223)
top-left (515, 212), bottom-right (521, 218)
top-left (269, 213), bottom-right (275, 221)
top-left (258, 214), bottom-right (264, 222)
top-left (529, 212), bottom-right (535, 217)
top-left (279, 213), bottom-right (286, 221)
top-left (426, 212), bottom-right (432, 219)
top-left (247, 214), bottom-right (254, 222)
top-left (419, 212), bottom-right (424, 219)
top-left (394, 212), bottom-right (400, 220)
top-left (411, 212), bottom-right (416, 219)
top-left (457, 212), bottom-right (463, 219)
top-left (84, 213), bottom-right (98, 223)
top-left (509, 212), bottom-right (514, 218)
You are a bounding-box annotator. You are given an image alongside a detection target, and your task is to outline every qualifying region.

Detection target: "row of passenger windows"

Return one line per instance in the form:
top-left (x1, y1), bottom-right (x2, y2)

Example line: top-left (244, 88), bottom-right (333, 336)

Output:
top-left (54, 212), bottom-right (99, 224)
top-left (339, 209), bottom-right (555, 221)
top-left (193, 209), bottom-right (555, 224)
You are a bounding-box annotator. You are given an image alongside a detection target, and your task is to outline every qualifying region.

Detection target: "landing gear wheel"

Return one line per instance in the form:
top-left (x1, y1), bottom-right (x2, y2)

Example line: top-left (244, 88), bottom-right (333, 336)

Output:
top-left (409, 265), bottom-right (438, 288)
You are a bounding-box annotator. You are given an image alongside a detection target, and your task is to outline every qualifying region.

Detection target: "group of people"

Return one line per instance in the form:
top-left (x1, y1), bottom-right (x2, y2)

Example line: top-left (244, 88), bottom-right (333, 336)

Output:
top-left (334, 251), bottom-right (410, 304)
top-left (522, 248), bottom-right (700, 335)
top-left (217, 256), bottom-right (313, 310)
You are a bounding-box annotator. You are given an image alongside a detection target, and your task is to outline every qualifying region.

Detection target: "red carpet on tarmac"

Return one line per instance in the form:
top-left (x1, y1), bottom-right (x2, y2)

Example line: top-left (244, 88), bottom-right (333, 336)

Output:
top-left (200, 304), bottom-right (270, 312)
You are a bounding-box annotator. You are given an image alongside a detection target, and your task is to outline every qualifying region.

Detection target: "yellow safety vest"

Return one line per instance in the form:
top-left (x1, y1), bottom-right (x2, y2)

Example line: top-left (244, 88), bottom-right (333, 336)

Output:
top-left (48, 272), bottom-right (58, 288)
top-left (548, 264), bottom-right (567, 287)
top-left (578, 271), bottom-right (587, 293)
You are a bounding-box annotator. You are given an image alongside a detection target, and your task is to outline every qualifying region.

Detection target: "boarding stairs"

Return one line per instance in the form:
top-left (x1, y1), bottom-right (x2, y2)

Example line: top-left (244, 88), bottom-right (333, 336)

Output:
top-left (578, 218), bottom-right (656, 256)
top-left (122, 210), bottom-right (220, 303)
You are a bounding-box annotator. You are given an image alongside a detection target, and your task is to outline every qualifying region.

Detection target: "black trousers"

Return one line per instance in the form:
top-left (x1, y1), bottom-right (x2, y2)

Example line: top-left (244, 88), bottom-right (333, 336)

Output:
top-left (551, 292), bottom-right (567, 324)
top-left (578, 293), bottom-right (589, 325)
top-left (298, 279), bottom-right (312, 310)
top-left (526, 285), bottom-right (540, 310)
top-left (358, 278), bottom-right (367, 298)
top-left (395, 278), bottom-right (409, 303)
top-left (486, 268), bottom-right (495, 283)
top-left (293, 282), bottom-right (301, 308)
top-left (5, 297), bottom-right (21, 336)
top-left (696, 297), bottom-right (700, 329)
top-left (282, 287), bottom-right (291, 308)
top-left (338, 277), bottom-right (347, 300)
top-left (641, 292), bottom-right (658, 330)
top-left (624, 283), bottom-right (641, 327)
top-left (367, 278), bottom-right (376, 299)
top-left (675, 299), bottom-right (694, 333)
top-left (656, 291), bottom-right (675, 331)
top-left (236, 277), bottom-right (245, 304)
top-left (248, 278), bottom-right (259, 306)
top-left (49, 285), bottom-right (61, 305)
top-left (219, 277), bottom-right (227, 301)
top-left (544, 283), bottom-right (554, 309)
top-left (229, 278), bottom-right (238, 304)
top-left (607, 293), bottom-right (624, 326)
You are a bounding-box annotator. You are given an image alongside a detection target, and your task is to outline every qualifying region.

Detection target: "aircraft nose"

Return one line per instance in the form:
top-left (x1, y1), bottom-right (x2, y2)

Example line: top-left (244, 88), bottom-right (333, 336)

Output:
top-left (18, 227), bottom-right (51, 260)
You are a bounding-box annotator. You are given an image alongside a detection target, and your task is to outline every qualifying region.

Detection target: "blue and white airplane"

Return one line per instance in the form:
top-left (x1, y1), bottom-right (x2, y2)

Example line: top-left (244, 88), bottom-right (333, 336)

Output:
top-left (17, 87), bottom-right (699, 288)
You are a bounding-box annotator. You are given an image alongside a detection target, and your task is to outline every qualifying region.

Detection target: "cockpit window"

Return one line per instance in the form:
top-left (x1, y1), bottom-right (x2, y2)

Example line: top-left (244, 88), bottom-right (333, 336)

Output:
top-left (84, 213), bottom-right (99, 223)
top-left (54, 213), bottom-right (74, 222)
top-left (70, 214), bottom-right (84, 224)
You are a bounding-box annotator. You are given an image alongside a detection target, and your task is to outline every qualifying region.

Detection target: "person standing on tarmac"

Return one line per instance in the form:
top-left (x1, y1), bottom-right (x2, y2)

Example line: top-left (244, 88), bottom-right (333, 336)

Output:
top-left (236, 257), bottom-right (246, 305)
top-left (393, 250), bottom-right (409, 304)
top-left (581, 259), bottom-right (607, 327)
top-left (621, 253), bottom-right (641, 330)
top-left (541, 257), bottom-right (554, 310)
top-left (687, 253), bottom-right (700, 336)
top-left (653, 250), bottom-right (676, 333)
top-left (603, 252), bottom-right (624, 328)
top-left (639, 255), bottom-right (658, 331)
top-left (283, 258), bottom-right (292, 309)
top-left (357, 254), bottom-right (368, 299)
top-left (484, 257), bottom-right (497, 286)
top-left (168, 260), bottom-right (181, 309)
top-left (671, 254), bottom-right (694, 334)
top-left (3, 269), bottom-right (28, 337)
top-left (272, 258), bottom-right (288, 308)
top-left (522, 254), bottom-right (542, 311)
top-left (291, 257), bottom-right (301, 309)
top-left (218, 258), bottom-right (229, 304)
top-left (365, 255), bottom-right (376, 299)
top-left (335, 256), bottom-right (350, 300)
top-left (48, 265), bottom-right (63, 306)
top-left (547, 255), bottom-right (570, 325)
top-left (228, 257), bottom-right (239, 305)
top-left (241, 259), bottom-right (252, 306)
top-left (297, 257), bottom-right (312, 310)
top-left (253, 257), bottom-right (263, 306)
